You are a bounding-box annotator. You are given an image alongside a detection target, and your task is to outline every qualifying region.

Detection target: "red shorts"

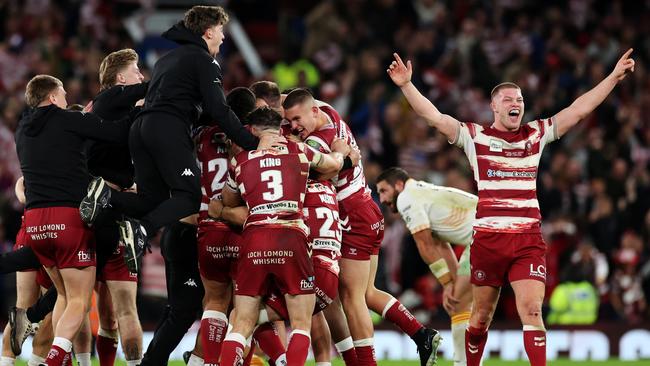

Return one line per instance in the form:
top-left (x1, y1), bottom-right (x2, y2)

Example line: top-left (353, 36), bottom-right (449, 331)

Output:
top-left (339, 198), bottom-right (384, 260)
top-left (24, 207), bottom-right (96, 269)
top-left (97, 241), bottom-right (137, 282)
top-left (197, 222), bottom-right (241, 283)
top-left (265, 258), bottom-right (339, 319)
top-left (470, 231), bottom-right (547, 287)
top-left (235, 227), bottom-right (313, 297)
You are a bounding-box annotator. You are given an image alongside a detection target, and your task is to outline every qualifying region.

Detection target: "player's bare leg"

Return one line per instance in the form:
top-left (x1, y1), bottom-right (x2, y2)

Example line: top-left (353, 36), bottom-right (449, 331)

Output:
top-left (311, 312), bottom-right (332, 365)
top-left (72, 315), bottom-right (92, 366)
top-left (220, 295), bottom-right (261, 365)
top-left (44, 266), bottom-right (95, 366)
top-left (323, 297), bottom-right (357, 365)
top-left (366, 255), bottom-right (441, 366)
top-left (284, 293), bottom-right (316, 366)
top-left (339, 258), bottom-right (376, 366)
top-left (1, 271), bottom-right (40, 365)
top-left (95, 283), bottom-right (119, 366)
top-left (107, 280), bottom-right (143, 366)
top-left (450, 274), bottom-right (473, 366)
top-left (511, 280), bottom-right (546, 366)
top-left (466, 285), bottom-right (500, 366)
top-left (30, 311), bottom-right (53, 366)
top-left (199, 278), bottom-right (231, 365)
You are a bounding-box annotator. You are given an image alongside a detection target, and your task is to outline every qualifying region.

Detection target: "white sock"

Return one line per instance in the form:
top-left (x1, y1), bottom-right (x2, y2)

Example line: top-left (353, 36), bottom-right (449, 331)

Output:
top-left (98, 327), bottom-right (119, 340)
top-left (0, 356), bottom-right (15, 366)
top-left (75, 352), bottom-right (91, 366)
top-left (335, 337), bottom-right (355, 353)
top-left (452, 320), bottom-right (469, 366)
top-left (315, 363), bottom-right (332, 366)
top-left (28, 355), bottom-right (46, 366)
top-left (126, 359), bottom-right (142, 366)
top-left (53, 337), bottom-right (73, 352)
top-left (187, 354), bottom-right (204, 366)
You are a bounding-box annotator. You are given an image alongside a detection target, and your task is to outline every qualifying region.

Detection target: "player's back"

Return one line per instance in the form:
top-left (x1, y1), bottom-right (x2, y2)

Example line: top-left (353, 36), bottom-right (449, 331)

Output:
top-left (196, 125), bottom-right (230, 225)
top-left (230, 140), bottom-right (310, 234)
top-left (397, 180), bottom-right (477, 246)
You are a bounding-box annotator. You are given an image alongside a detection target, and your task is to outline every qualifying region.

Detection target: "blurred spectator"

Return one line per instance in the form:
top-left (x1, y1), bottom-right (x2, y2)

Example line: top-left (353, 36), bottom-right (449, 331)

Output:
top-left (610, 242), bottom-right (647, 324)
top-left (547, 265), bottom-right (599, 325)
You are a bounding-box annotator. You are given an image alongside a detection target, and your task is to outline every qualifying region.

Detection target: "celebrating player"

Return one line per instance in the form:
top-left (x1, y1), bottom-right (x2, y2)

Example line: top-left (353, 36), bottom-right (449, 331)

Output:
top-left (387, 49), bottom-right (635, 366)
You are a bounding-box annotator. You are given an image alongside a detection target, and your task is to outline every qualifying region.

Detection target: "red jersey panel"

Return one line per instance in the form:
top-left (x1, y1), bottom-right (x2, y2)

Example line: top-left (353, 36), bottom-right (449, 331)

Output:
top-left (195, 126), bottom-right (230, 225)
top-left (229, 140), bottom-right (319, 235)
top-left (304, 180), bottom-right (341, 275)
top-left (305, 102), bottom-right (370, 202)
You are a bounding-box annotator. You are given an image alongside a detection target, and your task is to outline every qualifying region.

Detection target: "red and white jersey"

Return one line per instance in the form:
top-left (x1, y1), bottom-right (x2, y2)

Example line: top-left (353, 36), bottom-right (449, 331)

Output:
top-left (305, 102), bottom-right (371, 202)
top-left (228, 140), bottom-right (321, 235)
top-left (195, 126), bottom-right (229, 226)
top-left (304, 180), bottom-right (341, 276)
top-left (452, 119), bottom-right (559, 233)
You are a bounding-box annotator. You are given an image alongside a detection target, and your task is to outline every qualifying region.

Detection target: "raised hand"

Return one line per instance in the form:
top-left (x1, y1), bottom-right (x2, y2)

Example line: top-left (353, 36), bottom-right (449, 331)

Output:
top-left (612, 48), bottom-right (635, 81)
top-left (387, 52), bottom-right (412, 87)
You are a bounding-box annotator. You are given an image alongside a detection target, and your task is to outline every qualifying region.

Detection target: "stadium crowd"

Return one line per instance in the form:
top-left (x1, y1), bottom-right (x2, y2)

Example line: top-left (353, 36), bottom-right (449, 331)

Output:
top-left (0, 0), bottom-right (648, 340)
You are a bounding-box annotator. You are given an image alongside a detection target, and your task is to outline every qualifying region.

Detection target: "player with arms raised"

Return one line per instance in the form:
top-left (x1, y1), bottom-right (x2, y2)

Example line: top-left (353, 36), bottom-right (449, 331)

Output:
top-left (387, 50), bottom-right (635, 366)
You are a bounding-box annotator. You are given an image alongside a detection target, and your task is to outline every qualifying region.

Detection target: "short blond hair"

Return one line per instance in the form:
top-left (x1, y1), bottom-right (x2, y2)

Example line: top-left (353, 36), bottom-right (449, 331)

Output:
top-left (490, 82), bottom-right (521, 100)
top-left (99, 49), bottom-right (139, 90)
top-left (25, 75), bottom-right (63, 108)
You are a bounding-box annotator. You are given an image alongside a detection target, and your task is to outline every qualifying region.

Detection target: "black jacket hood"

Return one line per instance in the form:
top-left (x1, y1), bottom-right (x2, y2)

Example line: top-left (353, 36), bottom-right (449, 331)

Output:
top-left (19, 104), bottom-right (59, 137)
top-left (162, 21), bottom-right (210, 53)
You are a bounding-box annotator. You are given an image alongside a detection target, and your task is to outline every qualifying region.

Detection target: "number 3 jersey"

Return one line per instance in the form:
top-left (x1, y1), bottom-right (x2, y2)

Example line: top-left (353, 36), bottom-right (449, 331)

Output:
top-left (227, 140), bottom-right (321, 235)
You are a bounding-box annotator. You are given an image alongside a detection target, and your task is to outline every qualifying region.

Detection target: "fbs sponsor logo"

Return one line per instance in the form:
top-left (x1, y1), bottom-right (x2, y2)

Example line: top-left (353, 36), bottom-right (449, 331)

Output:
top-left (300, 276), bottom-right (315, 291)
top-left (78, 250), bottom-right (92, 262)
top-left (529, 264), bottom-right (546, 279)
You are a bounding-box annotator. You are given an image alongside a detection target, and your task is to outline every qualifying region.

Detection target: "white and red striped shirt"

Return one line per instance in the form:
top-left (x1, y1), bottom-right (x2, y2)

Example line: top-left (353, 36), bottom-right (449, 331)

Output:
top-left (452, 119), bottom-right (559, 233)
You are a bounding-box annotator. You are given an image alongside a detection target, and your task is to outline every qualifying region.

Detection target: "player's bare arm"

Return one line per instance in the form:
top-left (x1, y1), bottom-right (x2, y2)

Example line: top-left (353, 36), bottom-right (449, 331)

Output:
top-left (554, 48), bottom-right (635, 137)
top-left (412, 229), bottom-right (460, 313)
top-left (222, 183), bottom-right (244, 208)
top-left (387, 52), bottom-right (460, 141)
top-left (208, 198), bottom-right (247, 226)
top-left (310, 138), bottom-right (347, 174)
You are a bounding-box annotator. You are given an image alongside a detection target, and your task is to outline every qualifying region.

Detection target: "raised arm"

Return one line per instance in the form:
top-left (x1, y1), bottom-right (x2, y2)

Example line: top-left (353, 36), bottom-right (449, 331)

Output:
top-left (554, 48), bottom-right (635, 137)
top-left (387, 53), bottom-right (460, 141)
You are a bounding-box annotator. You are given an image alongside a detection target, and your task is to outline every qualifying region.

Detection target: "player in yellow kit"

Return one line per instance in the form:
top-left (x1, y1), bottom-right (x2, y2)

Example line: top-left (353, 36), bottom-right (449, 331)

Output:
top-left (377, 167), bottom-right (477, 366)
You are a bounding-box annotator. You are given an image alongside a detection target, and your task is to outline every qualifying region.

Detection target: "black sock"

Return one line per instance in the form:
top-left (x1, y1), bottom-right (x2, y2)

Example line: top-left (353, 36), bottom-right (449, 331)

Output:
top-left (26, 287), bottom-right (57, 323)
top-left (411, 326), bottom-right (428, 344)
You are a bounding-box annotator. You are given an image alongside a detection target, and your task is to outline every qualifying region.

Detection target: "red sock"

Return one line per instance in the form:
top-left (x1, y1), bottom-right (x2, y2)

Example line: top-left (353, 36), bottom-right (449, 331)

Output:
top-left (354, 339), bottom-right (376, 366)
top-left (242, 342), bottom-right (256, 366)
top-left (466, 326), bottom-right (488, 366)
top-left (96, 330), bottom-right (118, 366)
top-left (286, 330), bottom-right (311, 366)
top-left (253, 323), bottom-right (286, 362)
top-left (219, 333), bottom-right (246, 366)
top-left (342, 348), bottom-right (358, 365)
top-left (46, 346), bottom-right (71, 366)
top-left (382, 298), bottom-right (422, 336)
top-left (200, 311), bottom-right (228, 364)
top-left (523, 327), bottom-right (546, 366)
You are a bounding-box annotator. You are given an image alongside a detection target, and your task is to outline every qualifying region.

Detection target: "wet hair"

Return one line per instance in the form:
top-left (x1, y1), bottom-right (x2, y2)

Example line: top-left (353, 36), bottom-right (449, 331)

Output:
top-left (25, 75), bottom-right (63, 108)
top-left (247, 107), bottom-right (282, 130)
top-left (99, 48), bottom-right (139, 90)
top-left (226, 87), bottom-right (257, 122)
top-left (183, 5), bottom-right (229, 35)
top-left (282, 88), bottom-right (315, 110)
top-left (376, 167), bottom-right (410, 185)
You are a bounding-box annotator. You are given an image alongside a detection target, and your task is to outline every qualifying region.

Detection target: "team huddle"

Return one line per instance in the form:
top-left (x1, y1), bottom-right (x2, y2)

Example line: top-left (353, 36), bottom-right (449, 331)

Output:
top-left (3, 4), bottom-right (637, 366)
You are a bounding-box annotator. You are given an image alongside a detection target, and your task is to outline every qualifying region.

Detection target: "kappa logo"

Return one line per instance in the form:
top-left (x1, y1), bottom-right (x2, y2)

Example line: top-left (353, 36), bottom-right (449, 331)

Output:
top-left (181, 168), bottom-right (194, 177)
top-left (184, 278), bottom-right (198, 287)
top-left (213, 77), bottom-right (221, 84)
